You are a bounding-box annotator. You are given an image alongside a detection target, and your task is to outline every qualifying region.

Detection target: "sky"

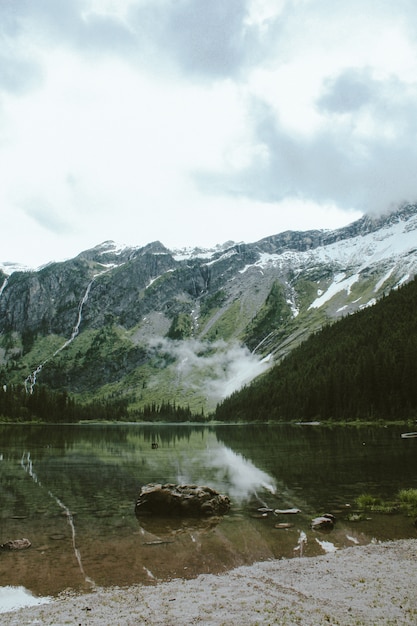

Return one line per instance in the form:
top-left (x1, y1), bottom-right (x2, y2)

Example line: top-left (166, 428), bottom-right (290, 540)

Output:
top-left (1, 0), bottom-right (417, 268)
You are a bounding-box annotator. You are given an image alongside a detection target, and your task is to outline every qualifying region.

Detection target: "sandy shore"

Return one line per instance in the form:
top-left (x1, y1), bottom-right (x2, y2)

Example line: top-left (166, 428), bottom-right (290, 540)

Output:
top-left (2, 538), bottom-right (417, 625)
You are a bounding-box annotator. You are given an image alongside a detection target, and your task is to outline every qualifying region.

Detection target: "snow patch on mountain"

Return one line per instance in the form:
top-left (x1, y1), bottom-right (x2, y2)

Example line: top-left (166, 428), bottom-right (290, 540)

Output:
top-left (309, 273), bottom-right (360, 309)
top-left (172, 248), bottom-right (217, 261)
top-left (230, 207), bottom-right (417, 316)
top-left (146, 269), bottom-right (175, 289)
top-left (205, 249), bottom-right (238, 267)
top-left (374, 267), bottom-right (394, 292)
top-left (172, 241), bottom-right (238, 262)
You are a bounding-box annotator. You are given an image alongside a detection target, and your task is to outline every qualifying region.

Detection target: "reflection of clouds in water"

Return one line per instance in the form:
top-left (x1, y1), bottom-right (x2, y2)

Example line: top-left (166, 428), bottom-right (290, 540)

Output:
top-left (153, 437), bottom-right (276, 501)
top-left (206, 446), bottom-right (276, 501)
top-left (0, 586), bottom-right (50, 613)
top-left (315, 538), bottom-right (338, 553)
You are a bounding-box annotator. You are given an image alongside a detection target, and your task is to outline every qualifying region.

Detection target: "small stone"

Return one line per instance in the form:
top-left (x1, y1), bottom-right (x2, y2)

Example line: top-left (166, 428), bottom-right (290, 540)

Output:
top-left (274, 522), bottom-right (294, 529)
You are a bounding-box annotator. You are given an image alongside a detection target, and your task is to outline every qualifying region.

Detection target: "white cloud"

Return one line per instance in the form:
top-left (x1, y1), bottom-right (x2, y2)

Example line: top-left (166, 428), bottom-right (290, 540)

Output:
top-left (148, 337), bottom-right (270, 406)
top-left (1, 0), bottom-right (416, 267)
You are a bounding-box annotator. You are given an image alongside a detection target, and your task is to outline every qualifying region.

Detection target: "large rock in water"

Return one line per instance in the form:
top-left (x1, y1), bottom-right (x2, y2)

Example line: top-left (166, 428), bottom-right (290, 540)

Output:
top-left (0, 538), bottom-right (31, 550)
top-left (135, 483), bottom-right (231, 517)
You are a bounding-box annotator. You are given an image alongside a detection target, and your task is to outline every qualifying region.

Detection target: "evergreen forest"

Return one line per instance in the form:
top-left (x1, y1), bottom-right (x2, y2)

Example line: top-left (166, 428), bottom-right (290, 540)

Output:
top-left (0, 383), bottom-right (201, 423)
top-left (2, 276), bottom-right (417, 423)
top-left (215, 276), bottom-right (417, 422)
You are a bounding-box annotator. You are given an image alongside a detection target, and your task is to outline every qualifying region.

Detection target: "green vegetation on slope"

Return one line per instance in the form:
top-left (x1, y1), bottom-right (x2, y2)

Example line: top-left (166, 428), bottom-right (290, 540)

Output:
top-left (167, 313), bottom-right (193, 339)
top-left (243, 281), bottom-right (292, 351)
top-left (215, 276), bottom-right (417, 422)
top-left (202, 299), bottom-right (243, 342)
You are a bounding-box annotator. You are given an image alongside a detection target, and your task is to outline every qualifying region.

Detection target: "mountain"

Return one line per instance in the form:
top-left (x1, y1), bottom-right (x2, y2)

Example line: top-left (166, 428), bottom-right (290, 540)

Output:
top-left (215, 273), bottom-right (417, 422)
top-left (1, 204), bottom-right (417, 414)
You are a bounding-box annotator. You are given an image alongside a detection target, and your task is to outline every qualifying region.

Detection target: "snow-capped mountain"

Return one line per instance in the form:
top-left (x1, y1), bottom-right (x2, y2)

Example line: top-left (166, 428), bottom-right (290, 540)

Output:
top-left (249, 203), bottom-right (417, 315)
top-left (1, 204), bottom-right (417, 412)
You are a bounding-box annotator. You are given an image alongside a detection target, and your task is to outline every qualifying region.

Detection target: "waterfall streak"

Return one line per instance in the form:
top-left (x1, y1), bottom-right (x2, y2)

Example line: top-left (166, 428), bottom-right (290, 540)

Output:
top-left (24, 269), bottom-right (109, 393)
top-left (0, 278), bottom-right (7, 298)
top-left (65, 279), bottom-right (94, 345)
top-left (252, 331), bottom-right (274, 355)
top-left (20, 451), bottom-right (95, 588)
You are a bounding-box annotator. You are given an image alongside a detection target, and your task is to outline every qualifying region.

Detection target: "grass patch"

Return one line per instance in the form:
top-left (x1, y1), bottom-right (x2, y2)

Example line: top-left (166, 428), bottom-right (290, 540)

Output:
top-left (355, 493), bottom-right (398, 514)
top-left (398, 488), bottom-right (417, 515)
top-left (355, 494), bottom-right (381, 508)
top-left (356, 488), bottom-right (417, 516)
top-left (203, 299), bottom-right (243, 342)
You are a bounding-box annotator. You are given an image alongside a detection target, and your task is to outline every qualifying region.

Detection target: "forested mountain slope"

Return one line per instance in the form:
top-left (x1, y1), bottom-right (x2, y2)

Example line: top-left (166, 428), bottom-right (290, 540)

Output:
top-left (215, 276), bottom-right (417, 422)
top-left (1, 204), bottom-right (417, 415)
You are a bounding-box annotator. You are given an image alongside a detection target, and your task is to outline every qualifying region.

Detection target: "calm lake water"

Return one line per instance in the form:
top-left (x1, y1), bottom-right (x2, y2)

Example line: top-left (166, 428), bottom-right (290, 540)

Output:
top-left (0, 422), bottom-right (416, 608)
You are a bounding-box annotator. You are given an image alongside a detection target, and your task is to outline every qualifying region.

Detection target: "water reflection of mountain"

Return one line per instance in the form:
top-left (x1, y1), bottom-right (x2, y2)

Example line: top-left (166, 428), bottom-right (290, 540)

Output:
top-left (0, 423), bottom-right (214, 454)
top-left (2, 422), bottom-right (416, 521)
top-left (214, 423), bottom-right (417, 503)
top-left (1, 423), bottom-right (417, 600)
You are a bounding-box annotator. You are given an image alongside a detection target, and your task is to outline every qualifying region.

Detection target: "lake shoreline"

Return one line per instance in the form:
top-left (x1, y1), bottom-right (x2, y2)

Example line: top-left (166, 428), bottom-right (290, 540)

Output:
top-left (3, 538), bottom-right (417, 625)
top-left (1, 418), bottom-right (415, 426)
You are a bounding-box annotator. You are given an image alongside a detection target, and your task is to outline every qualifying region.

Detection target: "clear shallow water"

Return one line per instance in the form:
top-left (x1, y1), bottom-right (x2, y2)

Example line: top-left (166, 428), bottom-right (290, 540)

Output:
top-left (0, 422), bottom-right (416, 605)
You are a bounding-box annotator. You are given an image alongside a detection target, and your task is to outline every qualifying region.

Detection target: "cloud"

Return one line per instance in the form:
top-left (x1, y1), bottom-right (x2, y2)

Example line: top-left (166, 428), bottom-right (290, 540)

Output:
top-left (0, 53), bottom-right (43, 95)
top-left (3, 0), bottom-right (256, 80)
top-left (2, 0), bottom-right (417, 266)
top-left (20, 197), bottom-right (75, 235)
top-left (197, 67), bottom-right (417, 217)
top-left (317, 68), bottom-right (376, 114)
top-left (0, 4), bottom-right (44, 95)
top-left (178, 1), bottom-right (417, 218)
top-left (0, 0), bottom-right (134, 70)
top-left (130, 0), bottom-right (252, 78)
top-left (148, 337), bottom-right (270, 405)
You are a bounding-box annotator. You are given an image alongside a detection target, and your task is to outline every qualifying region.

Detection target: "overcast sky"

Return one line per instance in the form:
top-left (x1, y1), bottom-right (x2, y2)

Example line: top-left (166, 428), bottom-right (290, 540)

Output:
top-left (1, 0), bottom-right (416, 268)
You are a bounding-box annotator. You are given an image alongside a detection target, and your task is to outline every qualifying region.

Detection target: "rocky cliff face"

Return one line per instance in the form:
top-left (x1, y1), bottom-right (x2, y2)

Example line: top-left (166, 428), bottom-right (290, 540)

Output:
top-left (1, 204), bottom-right (417, 412)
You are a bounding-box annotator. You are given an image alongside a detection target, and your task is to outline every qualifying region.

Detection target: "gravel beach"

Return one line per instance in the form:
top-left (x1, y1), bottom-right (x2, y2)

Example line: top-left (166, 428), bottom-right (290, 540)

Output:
top-left (2, 538), bottom-right (417, 625)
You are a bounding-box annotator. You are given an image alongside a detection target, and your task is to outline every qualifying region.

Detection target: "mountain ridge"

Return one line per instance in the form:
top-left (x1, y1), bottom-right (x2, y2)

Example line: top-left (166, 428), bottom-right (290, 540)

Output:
top-left (1, 203), bottom-right (414, 275)
top-left (1, 203), bottom-right (417, 414)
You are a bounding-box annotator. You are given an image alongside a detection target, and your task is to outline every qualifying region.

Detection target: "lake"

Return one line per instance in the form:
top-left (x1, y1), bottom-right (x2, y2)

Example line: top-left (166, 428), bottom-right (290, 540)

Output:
top-left (0, 422), bottom-right (416, 609)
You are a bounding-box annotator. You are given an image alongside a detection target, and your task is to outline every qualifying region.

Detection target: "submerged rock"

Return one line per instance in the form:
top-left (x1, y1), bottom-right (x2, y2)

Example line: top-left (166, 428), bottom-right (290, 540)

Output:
top-left (0, 538), bottom-right (31, 550)
top-left (274, 522), bottom-right (294, 529)
top-left (311, 514), bottom-right (336, 531)
top-left (135, 483), bottom-right (231, 517)
top-left (137, 514), bottom-right (222, 537)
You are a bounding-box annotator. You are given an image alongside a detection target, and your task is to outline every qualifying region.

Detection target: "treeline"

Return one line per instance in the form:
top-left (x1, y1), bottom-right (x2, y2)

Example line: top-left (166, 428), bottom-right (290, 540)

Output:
top-left (130, 400), bottom-right (206, 422)
top-left (0, 384), bottom-right (129, 422)
top-left (215, 276), bottom-right (417, 422)
top-left (0, 384), bottom-right (205, 423)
